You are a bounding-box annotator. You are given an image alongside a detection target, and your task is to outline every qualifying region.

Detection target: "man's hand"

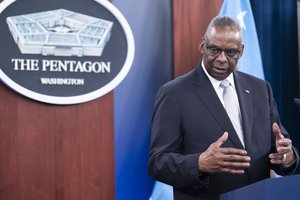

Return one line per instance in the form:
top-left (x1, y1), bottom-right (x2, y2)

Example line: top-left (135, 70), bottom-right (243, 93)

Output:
top-left (269, 123), bottom-right (295, 165)
top-left (198, 132), bottom-right (251, 174)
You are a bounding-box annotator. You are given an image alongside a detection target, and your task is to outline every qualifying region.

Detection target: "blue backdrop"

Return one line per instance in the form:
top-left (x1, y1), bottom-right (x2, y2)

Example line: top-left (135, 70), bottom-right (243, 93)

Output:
top-left (113, 0), bottom-right (172, 199)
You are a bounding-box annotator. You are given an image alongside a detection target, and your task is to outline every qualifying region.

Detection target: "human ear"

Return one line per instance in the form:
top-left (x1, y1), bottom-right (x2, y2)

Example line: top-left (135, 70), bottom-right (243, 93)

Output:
top-left (238, 44), bottom-right (244, 58)
top-left (199, 38), bottom-right (205, 54)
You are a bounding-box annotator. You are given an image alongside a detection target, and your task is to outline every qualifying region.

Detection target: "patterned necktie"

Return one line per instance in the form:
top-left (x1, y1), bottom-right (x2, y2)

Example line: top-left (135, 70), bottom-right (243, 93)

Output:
top-left (220, 79), bottom-right (245, 147)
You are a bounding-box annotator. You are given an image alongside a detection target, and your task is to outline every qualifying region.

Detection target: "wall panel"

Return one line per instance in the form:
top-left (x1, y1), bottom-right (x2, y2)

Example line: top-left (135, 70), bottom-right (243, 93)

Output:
top-left (173, 0), bottom-right (223, 77)
top-left (0, 0), bottom-right (115, 200)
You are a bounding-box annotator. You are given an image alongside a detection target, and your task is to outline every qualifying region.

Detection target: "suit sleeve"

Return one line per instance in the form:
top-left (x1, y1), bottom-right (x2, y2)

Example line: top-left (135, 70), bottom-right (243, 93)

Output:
top-left (148, 85), bottom-right (208, 190)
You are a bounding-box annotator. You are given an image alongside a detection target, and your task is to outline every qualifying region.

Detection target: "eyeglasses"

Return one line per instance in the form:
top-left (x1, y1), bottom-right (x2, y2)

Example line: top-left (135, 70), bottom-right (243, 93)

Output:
top-left (204, 42), bottom-right (243, 59)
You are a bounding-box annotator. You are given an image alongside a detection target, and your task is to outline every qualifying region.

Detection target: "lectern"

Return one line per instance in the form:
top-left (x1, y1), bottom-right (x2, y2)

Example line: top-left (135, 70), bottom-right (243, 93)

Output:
top-left (221, 174), bottom-right (300, 200)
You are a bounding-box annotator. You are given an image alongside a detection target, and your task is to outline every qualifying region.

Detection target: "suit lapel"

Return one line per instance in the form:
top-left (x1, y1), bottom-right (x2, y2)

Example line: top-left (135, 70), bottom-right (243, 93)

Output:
top-left (234, 72), bottom-right (253, 150)
top-left (192, 66), bottom-right (244, 149)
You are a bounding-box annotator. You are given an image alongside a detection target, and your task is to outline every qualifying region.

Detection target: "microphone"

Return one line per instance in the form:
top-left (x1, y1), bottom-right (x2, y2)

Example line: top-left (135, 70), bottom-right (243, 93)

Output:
top-left (294, 98), bottom-right (300, 106)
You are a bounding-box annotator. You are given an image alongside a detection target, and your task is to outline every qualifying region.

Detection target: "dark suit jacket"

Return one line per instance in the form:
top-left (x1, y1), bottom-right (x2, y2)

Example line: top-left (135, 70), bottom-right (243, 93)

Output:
top-left (148, 64), bottom-right (298, 200)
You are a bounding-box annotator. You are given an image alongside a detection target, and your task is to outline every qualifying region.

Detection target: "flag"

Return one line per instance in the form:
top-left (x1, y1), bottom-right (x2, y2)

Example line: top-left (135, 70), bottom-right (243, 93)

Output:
top-left (219, 0), bottom-right (265, 79)
top-left (149, 181), bottom-right (173, 200)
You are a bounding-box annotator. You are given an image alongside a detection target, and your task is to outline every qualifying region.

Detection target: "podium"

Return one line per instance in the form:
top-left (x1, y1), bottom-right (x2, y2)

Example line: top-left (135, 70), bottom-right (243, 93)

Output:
top-left (221, 174), bottom-right (300, 200)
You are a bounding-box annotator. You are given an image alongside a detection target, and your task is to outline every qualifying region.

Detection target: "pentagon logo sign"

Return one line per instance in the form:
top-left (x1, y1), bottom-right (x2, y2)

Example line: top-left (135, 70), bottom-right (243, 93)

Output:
top-left (0, 0), bottom-right (135, 104)
top-left (6, 9), bottom-right (114, 57)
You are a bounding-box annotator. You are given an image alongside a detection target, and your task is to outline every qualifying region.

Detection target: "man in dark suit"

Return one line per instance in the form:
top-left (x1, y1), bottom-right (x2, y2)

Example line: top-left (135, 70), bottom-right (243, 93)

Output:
top-left (148, 16), bottom-right (299, 200)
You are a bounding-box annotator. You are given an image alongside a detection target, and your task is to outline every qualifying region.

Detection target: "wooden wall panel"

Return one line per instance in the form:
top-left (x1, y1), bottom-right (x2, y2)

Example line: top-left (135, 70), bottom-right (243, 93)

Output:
top-left (17, 100), bottom-right (56, 200)
top-left (0, 84), bottom-right (115, 200)
top-left (0, 1), bottom-right (115, 200)
top-left (173, 0), bottom-right (223, 77)
top-left (0, 85), bottom-right (19, 200)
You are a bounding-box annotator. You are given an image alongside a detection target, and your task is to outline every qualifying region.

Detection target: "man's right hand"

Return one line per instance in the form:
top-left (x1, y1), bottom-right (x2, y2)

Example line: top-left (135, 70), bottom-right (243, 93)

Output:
top-left (198, 132), bottom-right (251, 174)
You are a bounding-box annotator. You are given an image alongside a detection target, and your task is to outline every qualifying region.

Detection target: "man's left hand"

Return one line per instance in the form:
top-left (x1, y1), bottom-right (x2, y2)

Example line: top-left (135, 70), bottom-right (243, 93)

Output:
top-left (269, 123), bottom-right (295, 165)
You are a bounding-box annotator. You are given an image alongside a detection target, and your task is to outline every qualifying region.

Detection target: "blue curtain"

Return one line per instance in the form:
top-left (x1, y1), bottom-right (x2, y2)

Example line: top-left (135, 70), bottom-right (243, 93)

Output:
top-left (251, 0), bottom-right (300, 169)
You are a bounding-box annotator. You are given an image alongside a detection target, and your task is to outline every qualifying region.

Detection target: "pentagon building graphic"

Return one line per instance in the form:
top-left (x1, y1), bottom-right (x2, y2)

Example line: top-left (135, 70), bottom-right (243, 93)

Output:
top-left (6, 9), bottom-right (114, 57)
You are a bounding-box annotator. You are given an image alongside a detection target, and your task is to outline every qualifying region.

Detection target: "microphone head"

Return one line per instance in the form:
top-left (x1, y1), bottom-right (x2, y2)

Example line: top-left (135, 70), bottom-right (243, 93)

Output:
top-left (294, 98), bottom-right (300, 106)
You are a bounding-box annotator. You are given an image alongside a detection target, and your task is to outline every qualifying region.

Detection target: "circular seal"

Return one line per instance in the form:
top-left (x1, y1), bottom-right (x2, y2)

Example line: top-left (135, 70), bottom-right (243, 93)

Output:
top-left (0, 0), bottom-right (134, 104)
